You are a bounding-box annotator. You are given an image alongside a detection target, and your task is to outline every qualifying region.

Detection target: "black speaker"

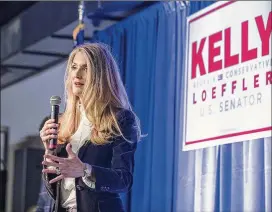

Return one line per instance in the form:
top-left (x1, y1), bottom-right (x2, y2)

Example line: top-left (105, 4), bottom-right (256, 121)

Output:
top-left (12, 148), bottom-right (44, 212)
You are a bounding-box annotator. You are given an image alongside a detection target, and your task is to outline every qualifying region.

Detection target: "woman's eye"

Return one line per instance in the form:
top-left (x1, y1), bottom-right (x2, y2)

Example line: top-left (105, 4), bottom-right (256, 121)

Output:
top-left (71, 66), bottom-right (77, 71)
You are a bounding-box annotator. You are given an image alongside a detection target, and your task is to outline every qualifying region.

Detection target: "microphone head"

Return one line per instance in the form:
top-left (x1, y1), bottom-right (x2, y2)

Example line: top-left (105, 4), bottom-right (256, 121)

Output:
top-left (50, 96), bottom-right (61, 106)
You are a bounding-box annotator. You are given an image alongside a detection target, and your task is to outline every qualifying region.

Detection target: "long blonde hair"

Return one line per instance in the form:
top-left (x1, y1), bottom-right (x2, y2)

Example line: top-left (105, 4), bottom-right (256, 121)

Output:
top-left (58, 43), bottom-right (140, 145)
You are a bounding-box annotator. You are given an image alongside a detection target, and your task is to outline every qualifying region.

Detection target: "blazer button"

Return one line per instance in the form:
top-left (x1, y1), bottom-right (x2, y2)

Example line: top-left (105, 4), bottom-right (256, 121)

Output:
top-left (76, 185), bottom-right (83, 191)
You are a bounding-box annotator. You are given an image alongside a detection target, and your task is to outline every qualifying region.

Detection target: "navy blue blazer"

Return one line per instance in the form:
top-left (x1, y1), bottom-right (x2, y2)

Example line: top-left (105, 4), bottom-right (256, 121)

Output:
top-left (40, 109), bottom-right (138, 212)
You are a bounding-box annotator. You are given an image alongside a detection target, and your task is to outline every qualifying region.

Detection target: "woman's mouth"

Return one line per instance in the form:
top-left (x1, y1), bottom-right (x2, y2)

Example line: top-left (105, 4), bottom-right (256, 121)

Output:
top-left (74, 82), bottom-right (84, 87)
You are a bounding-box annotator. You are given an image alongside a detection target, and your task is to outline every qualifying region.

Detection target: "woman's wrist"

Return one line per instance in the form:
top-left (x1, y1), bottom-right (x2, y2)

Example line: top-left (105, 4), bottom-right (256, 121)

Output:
top-left (81, 163), bottom-right (95, 189)
top-left (82, 163), bottom-right (92, 178)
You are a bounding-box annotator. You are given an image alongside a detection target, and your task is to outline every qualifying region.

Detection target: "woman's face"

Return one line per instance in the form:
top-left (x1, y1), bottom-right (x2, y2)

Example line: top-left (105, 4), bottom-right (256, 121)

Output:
top-left (70, 51), bottom-right (88, 97)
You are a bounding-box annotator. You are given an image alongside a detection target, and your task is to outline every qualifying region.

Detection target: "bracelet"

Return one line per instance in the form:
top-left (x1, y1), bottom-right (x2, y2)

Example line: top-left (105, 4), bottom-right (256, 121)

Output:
top-left (82, 163), bottom-right (92, 178)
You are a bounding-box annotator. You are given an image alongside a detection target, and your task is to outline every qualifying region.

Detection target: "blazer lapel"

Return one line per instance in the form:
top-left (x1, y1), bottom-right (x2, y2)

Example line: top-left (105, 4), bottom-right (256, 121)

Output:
top-left (78, 140), bottom-right (91, 159)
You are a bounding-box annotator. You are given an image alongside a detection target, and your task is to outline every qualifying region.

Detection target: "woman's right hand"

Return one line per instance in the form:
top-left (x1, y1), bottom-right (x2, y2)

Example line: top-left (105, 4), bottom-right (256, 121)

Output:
top-left (40, 119), bottom-right (58, 151)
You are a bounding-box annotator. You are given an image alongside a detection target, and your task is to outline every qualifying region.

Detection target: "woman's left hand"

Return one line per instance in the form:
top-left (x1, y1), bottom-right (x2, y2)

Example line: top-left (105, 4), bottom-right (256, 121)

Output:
top-left (42, 143), bottom-right (85, 184)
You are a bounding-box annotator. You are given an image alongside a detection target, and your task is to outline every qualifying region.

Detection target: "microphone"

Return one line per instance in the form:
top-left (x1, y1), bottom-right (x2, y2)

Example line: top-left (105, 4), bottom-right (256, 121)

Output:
top-left (49, 96), bottom-right (61, 150)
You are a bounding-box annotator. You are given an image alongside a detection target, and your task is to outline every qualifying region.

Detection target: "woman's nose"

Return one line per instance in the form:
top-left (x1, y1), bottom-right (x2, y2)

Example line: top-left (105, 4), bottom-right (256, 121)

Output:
top-left (75, 69), bottom-right (82, 78)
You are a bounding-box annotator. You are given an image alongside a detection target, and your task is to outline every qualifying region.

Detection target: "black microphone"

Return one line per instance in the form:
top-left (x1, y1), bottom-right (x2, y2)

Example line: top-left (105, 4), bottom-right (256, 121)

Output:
top-left (49, 96), bottom-right (61, 150)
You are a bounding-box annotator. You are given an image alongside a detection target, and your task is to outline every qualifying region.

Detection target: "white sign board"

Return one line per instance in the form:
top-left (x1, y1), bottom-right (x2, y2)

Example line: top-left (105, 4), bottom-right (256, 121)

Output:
top-left (183, 1), bottom-right (272, 151)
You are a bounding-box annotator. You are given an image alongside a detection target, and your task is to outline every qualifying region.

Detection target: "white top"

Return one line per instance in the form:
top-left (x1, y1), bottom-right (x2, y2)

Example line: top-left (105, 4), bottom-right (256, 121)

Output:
top-left (61, 105), bottom-right (92, 209)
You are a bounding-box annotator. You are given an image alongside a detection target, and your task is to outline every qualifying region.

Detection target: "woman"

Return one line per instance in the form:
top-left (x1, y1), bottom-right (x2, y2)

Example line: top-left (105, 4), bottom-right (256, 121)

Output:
top-left (39, 43), bottom-right (141, 212)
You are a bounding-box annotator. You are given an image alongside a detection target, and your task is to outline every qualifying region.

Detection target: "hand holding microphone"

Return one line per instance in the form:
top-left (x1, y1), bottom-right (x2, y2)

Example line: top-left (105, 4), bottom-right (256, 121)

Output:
top-left (40, 96), bottom-right (61, 152)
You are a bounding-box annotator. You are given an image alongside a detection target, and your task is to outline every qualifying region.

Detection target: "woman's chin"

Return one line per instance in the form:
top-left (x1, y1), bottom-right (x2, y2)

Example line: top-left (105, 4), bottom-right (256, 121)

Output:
top-left (72, 88), bottom-right (83, 96)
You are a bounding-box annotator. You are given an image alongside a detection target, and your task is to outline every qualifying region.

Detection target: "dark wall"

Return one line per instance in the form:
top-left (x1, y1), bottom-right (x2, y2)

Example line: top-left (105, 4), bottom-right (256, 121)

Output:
top-left (12, 148), bottom-right (44, 212)
top-left (0, 2), bottom-right (37, 27)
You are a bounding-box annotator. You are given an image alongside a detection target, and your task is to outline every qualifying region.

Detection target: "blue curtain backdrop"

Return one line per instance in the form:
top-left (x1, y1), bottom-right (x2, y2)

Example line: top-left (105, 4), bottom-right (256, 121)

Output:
top-left (93, 1), bottom-right (271, 212)
top-left (176, 2), bottom-right (271, 212)
top-left (96, 2), bottom-right (186, 212)
top-left (94, 2), bottom-right (186, 211)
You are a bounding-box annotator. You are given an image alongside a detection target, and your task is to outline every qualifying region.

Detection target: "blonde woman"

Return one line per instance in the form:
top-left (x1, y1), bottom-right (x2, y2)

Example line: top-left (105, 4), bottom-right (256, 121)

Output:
top-left (39, 43), bottom-right (141, 212)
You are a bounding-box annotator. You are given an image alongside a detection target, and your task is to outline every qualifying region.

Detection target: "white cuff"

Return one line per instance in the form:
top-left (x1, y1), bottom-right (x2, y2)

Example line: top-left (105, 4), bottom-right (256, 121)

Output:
top-left (82, 164), bottom-right (95, 189)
